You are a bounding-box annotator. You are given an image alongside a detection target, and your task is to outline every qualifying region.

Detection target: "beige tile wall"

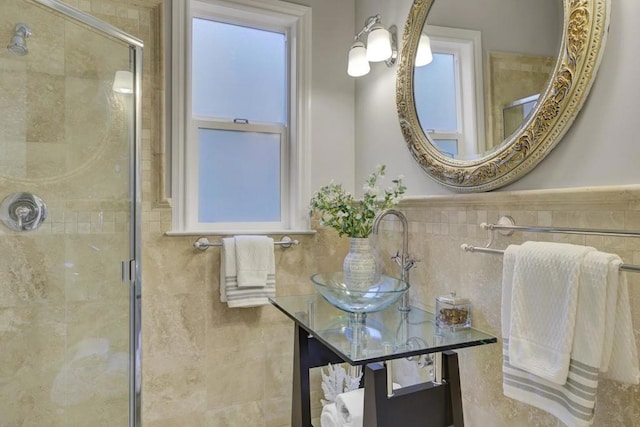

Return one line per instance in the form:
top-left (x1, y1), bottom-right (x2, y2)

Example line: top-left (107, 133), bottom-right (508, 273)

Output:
top-left (140, 184), bottom-right (640, 426)
top-left (373, 186), bottom-right (640, 427)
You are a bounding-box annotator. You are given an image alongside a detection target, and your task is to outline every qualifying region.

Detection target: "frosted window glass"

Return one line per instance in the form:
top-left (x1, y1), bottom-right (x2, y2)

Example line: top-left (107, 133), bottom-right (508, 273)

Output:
top-left (414, 53), bottom-right (458, 132)
top-left (192, 18), bottom-right (286, 123)
top-left (198, 129), bottom-right (281, 222)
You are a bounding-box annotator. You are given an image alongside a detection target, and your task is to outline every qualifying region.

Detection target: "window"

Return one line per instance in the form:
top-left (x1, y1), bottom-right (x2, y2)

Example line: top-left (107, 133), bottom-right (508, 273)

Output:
top-left (414, 26), bottom-right (484, 160)
top-left (170, 0), bottom-right (311, 233)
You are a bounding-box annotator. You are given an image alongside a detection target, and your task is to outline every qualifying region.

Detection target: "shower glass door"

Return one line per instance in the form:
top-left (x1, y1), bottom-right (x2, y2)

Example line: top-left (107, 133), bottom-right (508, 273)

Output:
top-left (0, 1), bottom-right (141, 425)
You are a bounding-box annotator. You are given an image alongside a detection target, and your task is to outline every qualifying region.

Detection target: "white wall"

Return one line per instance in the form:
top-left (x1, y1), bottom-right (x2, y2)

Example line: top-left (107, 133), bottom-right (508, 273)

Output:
top-left (355, 0), bottom-right (640, 196)
top-left (299, 0), bottom-right (357, 193)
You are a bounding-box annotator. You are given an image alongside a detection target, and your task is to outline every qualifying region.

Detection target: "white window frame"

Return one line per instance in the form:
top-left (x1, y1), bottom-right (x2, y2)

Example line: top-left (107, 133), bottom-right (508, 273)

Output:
top-left (170, 0), bottom-right (312, 234)
top-left (423, 25), bottom-right (485, 159)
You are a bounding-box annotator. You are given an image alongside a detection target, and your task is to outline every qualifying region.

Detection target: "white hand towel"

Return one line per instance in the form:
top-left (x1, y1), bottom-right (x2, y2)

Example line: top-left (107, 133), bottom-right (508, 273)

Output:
top-left (336, 388), bottom-right (364, 427)
top-left (219, 237), bottom-right (236, 303)
top-left (234, 235), bottom-right (274, 287)
top-left (502, 247), bottom-right (640, 427)
top-left (219, 237), bottom-right (276, 308)
top-left (508, 241), bottom-right (595, 384)
top-left (320, 403), bottom-right (340, 427)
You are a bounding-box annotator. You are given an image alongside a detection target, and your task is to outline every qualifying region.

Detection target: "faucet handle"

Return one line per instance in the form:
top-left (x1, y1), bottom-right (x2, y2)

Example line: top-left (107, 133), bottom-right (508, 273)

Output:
top-left (404, 256), bottom-right (420, 272)
top-left (391, 251), bottom-right (402, 266)
top-left (391, 251), bottom-right (420, 271)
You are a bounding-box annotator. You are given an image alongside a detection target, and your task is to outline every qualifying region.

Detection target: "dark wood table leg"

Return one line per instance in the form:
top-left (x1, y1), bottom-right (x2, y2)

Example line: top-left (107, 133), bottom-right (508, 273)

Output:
top-left (291, 324), bottom-right (345, 427)
top-left (443, 350), bottom-right (464, 427)
top-left (362, 351), bottom-right (465, 427)
top-left (292, 325), bottom-right (312, 427)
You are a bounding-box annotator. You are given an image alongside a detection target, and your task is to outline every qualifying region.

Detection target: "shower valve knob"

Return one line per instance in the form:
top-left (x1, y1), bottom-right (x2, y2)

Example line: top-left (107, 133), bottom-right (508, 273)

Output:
top-left (0, 192), bottom-right (47, 232)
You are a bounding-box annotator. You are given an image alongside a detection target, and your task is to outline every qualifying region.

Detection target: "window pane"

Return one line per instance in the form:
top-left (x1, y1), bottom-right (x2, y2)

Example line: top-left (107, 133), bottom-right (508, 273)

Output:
top-left (192, 18), bottom-right (286, 123)
top-left (414, 52), bottom-right (458, 132)
top-left (433, 139), bottom-right (458, 158)
top-left (198, 129), bottom-right (281, 222)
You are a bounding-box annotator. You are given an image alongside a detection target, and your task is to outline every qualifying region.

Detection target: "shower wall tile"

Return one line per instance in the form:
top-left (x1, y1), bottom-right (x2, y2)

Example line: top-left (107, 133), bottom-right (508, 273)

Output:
top-left (26, 71), bottom-right (65, 144)
top-left (0, 304), bottom-right (66, 425)
top-left (0, 0), bottom-right (160, 425)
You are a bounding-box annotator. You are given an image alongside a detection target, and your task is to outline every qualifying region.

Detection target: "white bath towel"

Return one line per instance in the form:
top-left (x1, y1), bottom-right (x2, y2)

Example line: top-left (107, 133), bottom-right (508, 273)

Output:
top-left (502, 245), bottom-right (640, 427)
top-left (234, 235), bottom-right (274, 287)
top-left (335, 383), bottom-right (401, 427)
top-left (508, 241), bottom-right (595, 384)
top-left (320, 403), bottom-right (340, 427)
top-left (220, 237), bottom-right (275, 308)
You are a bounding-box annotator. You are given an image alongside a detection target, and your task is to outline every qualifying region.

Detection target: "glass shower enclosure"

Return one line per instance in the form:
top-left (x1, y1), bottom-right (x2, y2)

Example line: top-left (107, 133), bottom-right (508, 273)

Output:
top-left (0, 0), bottom-right (142, 425)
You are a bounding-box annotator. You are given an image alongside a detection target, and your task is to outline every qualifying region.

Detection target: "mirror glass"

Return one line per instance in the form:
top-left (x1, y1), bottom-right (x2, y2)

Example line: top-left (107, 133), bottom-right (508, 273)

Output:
top-left (397, 0), bottom-right (609, 191)
top-left (415, 0), bottom-right (562, 160)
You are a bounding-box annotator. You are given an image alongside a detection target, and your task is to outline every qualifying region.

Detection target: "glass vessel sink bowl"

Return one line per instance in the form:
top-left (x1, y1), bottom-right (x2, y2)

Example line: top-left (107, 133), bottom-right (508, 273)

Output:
top-left (310, 272), bottom-right (409, 314)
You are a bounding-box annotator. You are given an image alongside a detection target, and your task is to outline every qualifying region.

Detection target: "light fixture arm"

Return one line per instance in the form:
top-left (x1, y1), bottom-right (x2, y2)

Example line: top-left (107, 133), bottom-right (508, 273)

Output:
top-left (354, 14), bottom-right (382, 41)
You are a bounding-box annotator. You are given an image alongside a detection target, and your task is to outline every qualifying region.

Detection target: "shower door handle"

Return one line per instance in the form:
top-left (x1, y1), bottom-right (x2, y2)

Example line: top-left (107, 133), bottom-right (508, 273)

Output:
top-left (121, 259), bottom-right (136, 283)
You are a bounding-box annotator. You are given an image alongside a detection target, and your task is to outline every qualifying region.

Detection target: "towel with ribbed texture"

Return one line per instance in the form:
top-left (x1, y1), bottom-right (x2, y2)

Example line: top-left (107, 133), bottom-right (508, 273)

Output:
top-left (502, 242), bottom-right (640, 427)
top-left (508, 241), bottom-right (596, 384)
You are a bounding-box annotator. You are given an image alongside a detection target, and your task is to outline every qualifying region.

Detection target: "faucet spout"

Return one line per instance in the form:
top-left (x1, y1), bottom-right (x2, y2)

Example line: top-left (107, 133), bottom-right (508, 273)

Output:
top-left (372, 209), bottom-right (412, 311)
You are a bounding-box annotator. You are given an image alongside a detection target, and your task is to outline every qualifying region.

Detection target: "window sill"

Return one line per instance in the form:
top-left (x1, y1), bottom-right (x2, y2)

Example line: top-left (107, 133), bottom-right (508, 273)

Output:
top-left (164, 229), bottom-right (316, 237)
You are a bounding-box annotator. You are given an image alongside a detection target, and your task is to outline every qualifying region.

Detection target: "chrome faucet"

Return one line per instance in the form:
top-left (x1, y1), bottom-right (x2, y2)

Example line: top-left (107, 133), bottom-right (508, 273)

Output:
top-left (372, 209), bottom-right (416, 312)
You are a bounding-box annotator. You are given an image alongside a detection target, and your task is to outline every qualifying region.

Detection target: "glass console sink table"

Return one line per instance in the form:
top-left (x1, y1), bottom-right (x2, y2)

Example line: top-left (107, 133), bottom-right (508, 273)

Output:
top-left (269, 294), bottom-right (497, 427)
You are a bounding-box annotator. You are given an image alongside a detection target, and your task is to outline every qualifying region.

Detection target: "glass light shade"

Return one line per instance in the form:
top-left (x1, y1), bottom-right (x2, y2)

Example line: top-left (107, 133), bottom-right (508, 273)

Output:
top-left (415, 33), bottom-right (433, 67)
top-left (366, 25), bottom-right (392, 62)
top-left (347, 41), bottom-right (370, 77)
top-left (112, 70), bottom-right (133, 94)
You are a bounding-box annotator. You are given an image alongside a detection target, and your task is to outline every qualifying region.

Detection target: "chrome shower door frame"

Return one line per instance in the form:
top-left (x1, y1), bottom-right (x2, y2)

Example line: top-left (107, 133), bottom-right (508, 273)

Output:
top-left (33, 1), bottom-right (144, 426)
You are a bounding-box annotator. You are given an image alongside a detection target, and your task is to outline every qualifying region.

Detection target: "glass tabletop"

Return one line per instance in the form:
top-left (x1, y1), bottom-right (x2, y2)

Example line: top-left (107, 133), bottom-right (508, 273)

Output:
top-left (269, 294), bottom-right (497, 365)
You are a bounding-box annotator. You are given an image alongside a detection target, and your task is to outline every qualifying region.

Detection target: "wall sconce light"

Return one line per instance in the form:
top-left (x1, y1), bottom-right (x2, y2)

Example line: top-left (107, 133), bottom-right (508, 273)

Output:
top-left (415, 33), bottom-right (433, 67)
top-left (347, 14), bottom-right (397, 77)
top-left (112, 70), bottom-right (133, 94)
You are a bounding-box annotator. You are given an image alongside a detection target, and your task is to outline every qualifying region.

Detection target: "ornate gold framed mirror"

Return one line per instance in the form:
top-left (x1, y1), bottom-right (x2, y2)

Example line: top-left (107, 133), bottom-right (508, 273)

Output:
top-left (397, 0), bottom-right (610, 192)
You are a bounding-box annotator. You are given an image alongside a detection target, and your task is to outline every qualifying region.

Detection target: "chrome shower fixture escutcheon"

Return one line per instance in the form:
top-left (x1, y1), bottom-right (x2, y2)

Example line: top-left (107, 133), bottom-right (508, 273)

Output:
top-left (0, 192), bottom-right (47, 231)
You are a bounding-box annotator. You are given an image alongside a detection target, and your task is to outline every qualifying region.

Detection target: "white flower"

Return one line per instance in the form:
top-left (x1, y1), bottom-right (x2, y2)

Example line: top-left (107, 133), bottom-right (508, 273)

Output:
top-left (364, 185), bottom-right (379, 197)
top-left (309, 164), bottom-right (405, 238)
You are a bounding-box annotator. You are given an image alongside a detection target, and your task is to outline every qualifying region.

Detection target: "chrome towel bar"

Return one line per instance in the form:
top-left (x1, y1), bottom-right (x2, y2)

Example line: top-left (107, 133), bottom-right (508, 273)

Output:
top-left (461, 215), bottom-right (640, 273)
top-left (481, 216), bottom-right (640, 238)
top-left (193, 235), bottom-right (299, 251)
top-left (461, 243), bottom-right (640, 273)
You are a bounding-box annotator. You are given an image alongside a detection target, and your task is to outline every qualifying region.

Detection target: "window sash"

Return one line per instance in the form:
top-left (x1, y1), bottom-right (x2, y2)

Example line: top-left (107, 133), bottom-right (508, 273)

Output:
top-left (187, 120), bottom-right (289, 231)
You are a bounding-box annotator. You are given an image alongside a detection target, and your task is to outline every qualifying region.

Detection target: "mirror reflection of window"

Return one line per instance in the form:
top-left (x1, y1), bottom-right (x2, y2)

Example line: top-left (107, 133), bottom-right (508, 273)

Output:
top-left (432, 139), bottom-right (458, 158)
top-left (413, 26), bottom-right (484, 160)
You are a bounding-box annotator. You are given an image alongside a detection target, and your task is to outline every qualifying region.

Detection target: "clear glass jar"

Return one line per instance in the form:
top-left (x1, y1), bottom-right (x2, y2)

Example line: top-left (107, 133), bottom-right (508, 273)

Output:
top-left (436, 291), bottom-right (471, 330)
